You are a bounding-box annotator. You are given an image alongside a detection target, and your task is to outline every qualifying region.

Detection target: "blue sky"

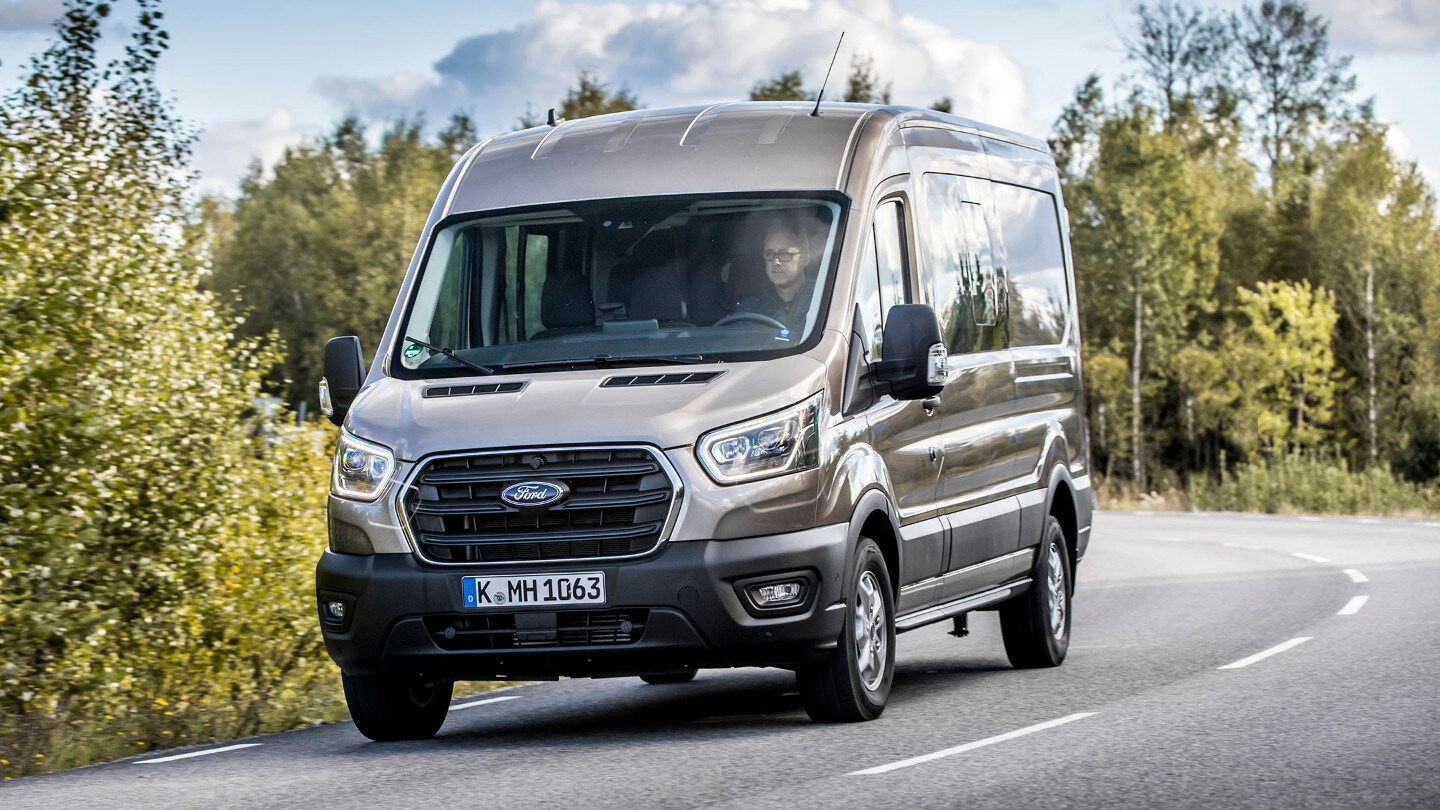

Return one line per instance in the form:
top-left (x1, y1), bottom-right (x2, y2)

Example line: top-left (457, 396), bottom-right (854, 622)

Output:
top-left (2, 0), bottom-right (1437, 195)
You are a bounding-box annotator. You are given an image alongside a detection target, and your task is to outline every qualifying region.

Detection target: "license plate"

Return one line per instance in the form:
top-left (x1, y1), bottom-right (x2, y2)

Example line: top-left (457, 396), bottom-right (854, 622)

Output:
top-left (461, 572), bottom-right (606, 610)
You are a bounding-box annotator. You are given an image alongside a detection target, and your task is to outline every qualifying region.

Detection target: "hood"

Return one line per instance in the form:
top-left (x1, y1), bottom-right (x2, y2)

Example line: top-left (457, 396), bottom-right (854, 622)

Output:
top-left (345, 352), bottom-right (829, 461)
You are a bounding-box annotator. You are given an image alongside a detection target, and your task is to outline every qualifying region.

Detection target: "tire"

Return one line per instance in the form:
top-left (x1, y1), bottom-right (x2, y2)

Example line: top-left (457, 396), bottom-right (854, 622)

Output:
top-left (798, 537), bottom-right (895, 723)
top-left (342, 672), bottom-right (453, 741)
top-left (640, 670), bottom-right (698, 685)
top-left (999, 515), bottom-right (1072, 669)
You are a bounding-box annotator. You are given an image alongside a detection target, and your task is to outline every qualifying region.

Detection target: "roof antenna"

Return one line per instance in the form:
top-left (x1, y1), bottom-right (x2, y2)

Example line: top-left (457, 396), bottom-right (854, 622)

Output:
top-left (547, 108), bottom-right (565, 127)
top-left (810, 31), bottom-right (844, 117)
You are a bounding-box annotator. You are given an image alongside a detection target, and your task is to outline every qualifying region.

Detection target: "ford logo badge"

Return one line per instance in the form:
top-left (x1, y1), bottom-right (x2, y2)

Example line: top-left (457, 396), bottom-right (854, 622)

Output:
top-left (500, 480), bottom-right (570, 509)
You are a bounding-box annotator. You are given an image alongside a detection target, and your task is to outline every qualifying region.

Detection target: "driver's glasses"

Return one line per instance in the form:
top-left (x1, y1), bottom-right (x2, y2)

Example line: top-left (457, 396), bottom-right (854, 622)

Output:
top-left (764, 249), bottom-right (804, 263)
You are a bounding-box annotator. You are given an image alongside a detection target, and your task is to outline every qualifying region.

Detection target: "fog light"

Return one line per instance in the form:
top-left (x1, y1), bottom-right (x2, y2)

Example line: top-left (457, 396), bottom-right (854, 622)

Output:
top-left (324, 600), bottom-right (347, 623)
top-left (749, 580), bottom-right (806, 608)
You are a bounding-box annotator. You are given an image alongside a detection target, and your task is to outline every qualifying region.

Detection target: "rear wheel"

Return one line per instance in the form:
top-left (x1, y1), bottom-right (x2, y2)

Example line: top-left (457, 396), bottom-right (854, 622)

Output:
top-left (999, 515), bottom-right (1071, 668)
top-left (342, 672), bottom-right (453, 741)
top-left (798, 537), bottom-right (895, 722)
top-left (640, 670), bottom-right (697, 685)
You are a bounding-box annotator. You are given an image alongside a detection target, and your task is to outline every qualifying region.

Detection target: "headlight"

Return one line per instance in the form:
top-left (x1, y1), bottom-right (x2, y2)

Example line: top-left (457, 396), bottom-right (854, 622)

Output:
top-left (698, 392), bottom-right (822, 484)
top-left (332, 431), bottom-right (395, 502)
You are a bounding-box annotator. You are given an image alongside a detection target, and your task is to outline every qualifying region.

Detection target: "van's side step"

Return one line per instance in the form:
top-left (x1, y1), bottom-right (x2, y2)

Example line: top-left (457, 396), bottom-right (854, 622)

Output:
top-left (894, 578), bottom-right (1032, 633)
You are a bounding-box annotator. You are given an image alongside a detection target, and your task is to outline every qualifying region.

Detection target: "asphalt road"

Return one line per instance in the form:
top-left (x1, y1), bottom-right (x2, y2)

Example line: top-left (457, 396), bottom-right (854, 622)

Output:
top-left (6, 511), bottom-right (1439, 809)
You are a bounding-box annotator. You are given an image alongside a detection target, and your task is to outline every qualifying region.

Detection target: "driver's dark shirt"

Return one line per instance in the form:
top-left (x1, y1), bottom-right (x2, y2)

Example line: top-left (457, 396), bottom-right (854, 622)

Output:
top-left (737, 276), bottom-right (816, 331)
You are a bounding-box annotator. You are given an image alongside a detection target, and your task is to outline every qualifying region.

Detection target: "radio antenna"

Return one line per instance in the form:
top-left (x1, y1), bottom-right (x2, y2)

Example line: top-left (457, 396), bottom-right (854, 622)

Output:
top-left (810, 31), bottom-right (845, 117)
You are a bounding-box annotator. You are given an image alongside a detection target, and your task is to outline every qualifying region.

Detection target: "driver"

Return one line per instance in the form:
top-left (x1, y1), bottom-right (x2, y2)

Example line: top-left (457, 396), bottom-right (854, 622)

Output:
top-left (736, 220), bottom-right (816, 331)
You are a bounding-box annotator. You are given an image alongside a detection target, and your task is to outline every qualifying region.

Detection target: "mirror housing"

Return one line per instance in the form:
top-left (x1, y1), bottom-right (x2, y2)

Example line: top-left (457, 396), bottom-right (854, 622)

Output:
top-left (321, 336), bottom-right (365, 427)
top-left (873, 304), bottom-right (948, 401)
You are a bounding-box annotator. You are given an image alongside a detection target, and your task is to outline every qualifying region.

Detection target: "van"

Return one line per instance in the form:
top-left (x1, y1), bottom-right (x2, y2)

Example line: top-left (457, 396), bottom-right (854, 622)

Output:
top-left (315, 101), bottom-right (1093, 740)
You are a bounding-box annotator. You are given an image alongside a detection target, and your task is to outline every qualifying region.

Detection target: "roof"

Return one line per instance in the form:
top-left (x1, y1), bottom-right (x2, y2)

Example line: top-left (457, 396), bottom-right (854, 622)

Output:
top-left (444, 102), bottom-right (1047, 215)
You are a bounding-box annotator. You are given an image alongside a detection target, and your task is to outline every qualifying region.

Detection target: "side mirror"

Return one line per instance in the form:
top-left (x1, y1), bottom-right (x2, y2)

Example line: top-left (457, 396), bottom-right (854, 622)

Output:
top-left (873, 304), bottom-right (948, 400)
top-left (320, 336), bottom-right (365, 427)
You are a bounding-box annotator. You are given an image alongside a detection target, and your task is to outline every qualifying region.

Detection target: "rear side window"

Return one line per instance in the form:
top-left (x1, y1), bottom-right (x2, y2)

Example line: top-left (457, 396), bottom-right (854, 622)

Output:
top-left (991, 183), bottom-right (1068, 347)
top-left (920, 173), bottom-right (1003, 354)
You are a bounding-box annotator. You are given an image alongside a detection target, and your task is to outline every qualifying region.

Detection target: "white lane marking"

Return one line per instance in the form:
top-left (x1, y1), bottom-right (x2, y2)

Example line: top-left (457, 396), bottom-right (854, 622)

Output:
top-left (1356, 518), bottom-right (1380, 525)
top-left (135, 743), bottom-right (261, 764)
top-left (1419, 521), bottom-right (1440, 529)
top-left (1343, 569), bottom-right (1369, 584)
top-left (1298, 516), bottom-right (1322, 523)
top-left (1338, 595), bottom-right (1369, 615)
top-left (849, 713), bottom-right (1097, 775)
top-left (451, 695), bottom-right (522, 711)
top-left (1219, 637), bottom-right (1313, 670)
top-left (1291, 552), bottom-right (1330, 563)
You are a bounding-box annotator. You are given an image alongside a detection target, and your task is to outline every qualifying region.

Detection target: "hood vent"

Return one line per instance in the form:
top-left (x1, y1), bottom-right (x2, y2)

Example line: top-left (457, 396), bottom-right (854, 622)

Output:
top-left (601, 371), bottom-right (724, 388)
top-left (424, 381), bottom-right (528, 399)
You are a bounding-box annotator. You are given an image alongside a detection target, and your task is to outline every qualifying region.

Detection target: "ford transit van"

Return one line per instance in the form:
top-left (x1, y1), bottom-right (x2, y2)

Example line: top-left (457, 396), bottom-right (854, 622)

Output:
top-left (315, 101), bottom-right (1093, 740)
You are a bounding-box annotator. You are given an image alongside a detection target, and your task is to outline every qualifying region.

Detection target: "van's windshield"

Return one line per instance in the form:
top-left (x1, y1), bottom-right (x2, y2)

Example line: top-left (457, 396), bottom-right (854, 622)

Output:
top-left (394, 195), bottom-right (844, 377)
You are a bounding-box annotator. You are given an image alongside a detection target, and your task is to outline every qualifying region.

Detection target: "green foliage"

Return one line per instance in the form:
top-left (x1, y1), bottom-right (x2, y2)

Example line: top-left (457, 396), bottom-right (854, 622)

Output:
top-left (207, 115), bottom-right (475, 407)
top-left (1188, 452), bottom-right (1440, 517)
top-left (521, 71), bottom-right (639, 126)
top-left (750, 69), bottom-right (810, 101)
top-left (0, 2), bottom-right (342, 777)
top-left (843, 54), bottom-right (890, 104)
top-left (1222, 280), bottom-right (1338, 452)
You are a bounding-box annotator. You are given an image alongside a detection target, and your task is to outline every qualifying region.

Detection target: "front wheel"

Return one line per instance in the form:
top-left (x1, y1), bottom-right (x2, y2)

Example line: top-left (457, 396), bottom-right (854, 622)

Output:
top-left (798, 537), bottom-right (895, 722)
top-left (342, 672), bottom-right (453, 741)
top-left (999, 515), bottom-right (1072, 668)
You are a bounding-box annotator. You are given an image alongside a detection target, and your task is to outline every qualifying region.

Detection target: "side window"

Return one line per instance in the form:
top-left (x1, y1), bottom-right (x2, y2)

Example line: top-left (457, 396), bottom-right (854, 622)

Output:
top-left (855, 199), bottom-right (908, 360)
top-left (501, 227), bottom-right (552, 341)
top-left (991, 183), bottom-right (1068, 346)
top-left (960, 203), bottom-right (998, 327)
top-left (923, 173), bottom-right (1005, 354)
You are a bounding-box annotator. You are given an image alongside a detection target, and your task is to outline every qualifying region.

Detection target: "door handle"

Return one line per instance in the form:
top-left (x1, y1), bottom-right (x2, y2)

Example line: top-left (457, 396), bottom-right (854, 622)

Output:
top-left (929, 445), bottom-right (939, 463)
top-left (922, 396), bottom-right (940, 414)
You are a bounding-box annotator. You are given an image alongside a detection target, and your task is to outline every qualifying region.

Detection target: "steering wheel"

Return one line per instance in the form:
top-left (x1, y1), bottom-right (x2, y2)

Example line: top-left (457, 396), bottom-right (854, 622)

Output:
top-left (712, 312), bottom-right (787, 330)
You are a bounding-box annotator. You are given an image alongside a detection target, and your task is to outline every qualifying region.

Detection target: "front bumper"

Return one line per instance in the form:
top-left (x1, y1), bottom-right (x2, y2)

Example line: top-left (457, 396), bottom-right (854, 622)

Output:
top-left (315, 524), bottom-right (850, 680)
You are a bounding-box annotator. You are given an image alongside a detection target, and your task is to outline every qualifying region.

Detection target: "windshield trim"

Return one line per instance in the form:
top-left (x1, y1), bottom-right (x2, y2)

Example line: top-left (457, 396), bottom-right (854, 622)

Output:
top-left (388, 190), bottom-right (851, 381)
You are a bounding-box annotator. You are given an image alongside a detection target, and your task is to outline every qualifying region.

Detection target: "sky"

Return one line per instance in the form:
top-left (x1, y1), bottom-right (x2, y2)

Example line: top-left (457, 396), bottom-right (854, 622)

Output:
top-left (1, 0), bottom-right (1437, 196)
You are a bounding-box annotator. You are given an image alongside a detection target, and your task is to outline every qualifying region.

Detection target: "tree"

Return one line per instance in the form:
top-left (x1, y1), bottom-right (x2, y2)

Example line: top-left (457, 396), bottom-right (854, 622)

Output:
top-left (521, 71), bottom-right (639, 126)
top-left (1050, 74), bottom-right (1106, 184)
top-left (1222, 281), bottom-right (1338, 453)
top-left (1231, 0), bottom-right (1356, 187)
top-left (1067, 106), bottom-right (1222, 484)
top-left (0, 1), bottom-right (336, 775)
top-left (1313, 126), bottom-right (1440, 470)
top-left (843, 54), bottom-right (890, 104)
top-left (750, 69), bottom-right (810, 101)
top-left (1123, 1), bottom-right (1228, 128)
top-left (208, 115), bottom-right (476, 407)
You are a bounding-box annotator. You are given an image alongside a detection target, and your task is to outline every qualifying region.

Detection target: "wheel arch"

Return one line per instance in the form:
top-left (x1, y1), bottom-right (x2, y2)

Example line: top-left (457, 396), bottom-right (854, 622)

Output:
top-left (847, 487), bottom-right (902, 598)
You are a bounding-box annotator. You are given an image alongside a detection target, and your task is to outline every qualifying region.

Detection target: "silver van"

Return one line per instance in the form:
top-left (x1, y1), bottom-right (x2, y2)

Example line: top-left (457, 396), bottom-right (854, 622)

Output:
top-left (315, 101), bottom-right (1093, 740)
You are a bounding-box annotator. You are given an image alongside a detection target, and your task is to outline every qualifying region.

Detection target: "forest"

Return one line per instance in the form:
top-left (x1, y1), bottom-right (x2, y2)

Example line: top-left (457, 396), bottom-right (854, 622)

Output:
top-left (1, 0), bottom-right (1436, 780)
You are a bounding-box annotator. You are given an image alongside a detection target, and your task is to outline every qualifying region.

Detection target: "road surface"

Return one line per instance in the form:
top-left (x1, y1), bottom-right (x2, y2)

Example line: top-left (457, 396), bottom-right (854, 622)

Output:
top-left (5, 511), bottom-right (1439, 809)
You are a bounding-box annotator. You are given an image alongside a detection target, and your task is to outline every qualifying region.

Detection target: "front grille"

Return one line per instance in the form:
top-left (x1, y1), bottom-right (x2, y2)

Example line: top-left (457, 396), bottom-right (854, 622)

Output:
top-left (425, 609), bottom-right (649, 650)
top-left (404, 447), bottom-right (675, 564)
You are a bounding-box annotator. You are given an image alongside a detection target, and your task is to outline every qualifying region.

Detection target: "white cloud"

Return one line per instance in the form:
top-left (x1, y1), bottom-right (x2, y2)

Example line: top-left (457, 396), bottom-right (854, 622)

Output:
top-left (1309, 0), bottom-right (1440, 52)
top-left (190, 107), bottom-right (312, 197)
top-left (0, 0), bottom-right (61, 33)
top-left (314, 0), bottom-right (1034, 138)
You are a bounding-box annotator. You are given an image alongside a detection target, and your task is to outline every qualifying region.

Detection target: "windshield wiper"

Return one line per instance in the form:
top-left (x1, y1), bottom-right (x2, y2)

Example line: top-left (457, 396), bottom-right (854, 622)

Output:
top-left (497, 353), bottom-right (707, 372)
top-left (403, 336), bottom-right (496, 376)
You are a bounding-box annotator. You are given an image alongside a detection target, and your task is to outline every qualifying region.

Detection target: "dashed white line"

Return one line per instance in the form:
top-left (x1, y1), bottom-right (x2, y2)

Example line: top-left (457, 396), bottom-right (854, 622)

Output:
top-left (1298, 516), bottom-right (1323, 523)
top-left (451, 695), bottom-right (522, 711)
top-left (1218, 637), bottom-right (1313, 670)
top-left (1291, 552), bottom-right (1330, 563)
top-left (1338, 595), bottom-right (1369, 615)
top-left (849, 713), bottom-right (1097, 775)
top-left (1356, 518), bottom-right (1380, 525)
top-left (135, 743), bottom-right (261, 764)
top-left (1343, 569), bottom-right (1369, 584)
